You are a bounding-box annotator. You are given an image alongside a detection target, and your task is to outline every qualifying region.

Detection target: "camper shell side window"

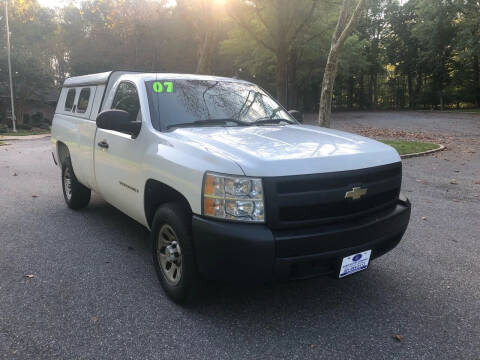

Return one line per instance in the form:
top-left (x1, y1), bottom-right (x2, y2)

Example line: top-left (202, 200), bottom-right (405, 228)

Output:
top-left (64, 89), bottom-right (76, 112)
top-left (77, 88), bottom-right (91, 113)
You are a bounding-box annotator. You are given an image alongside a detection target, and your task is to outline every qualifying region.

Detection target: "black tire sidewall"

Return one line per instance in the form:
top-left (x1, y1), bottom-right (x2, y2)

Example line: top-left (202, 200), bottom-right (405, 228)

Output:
top-left (61, 157), bottom-right (91, 209)
top-left (152, 203), bottom-right (200, 304)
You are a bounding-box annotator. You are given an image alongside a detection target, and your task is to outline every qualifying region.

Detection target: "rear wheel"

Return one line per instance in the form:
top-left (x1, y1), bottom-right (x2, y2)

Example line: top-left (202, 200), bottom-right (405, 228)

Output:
top-left (152, 203), bottom-right (201, 304)
top-left (61, 157), bottom-right (91, 209)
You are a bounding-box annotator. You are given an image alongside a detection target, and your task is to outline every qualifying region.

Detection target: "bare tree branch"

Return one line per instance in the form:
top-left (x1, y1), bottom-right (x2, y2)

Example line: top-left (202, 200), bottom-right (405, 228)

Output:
top-left (287, 0), bottom-right (319, 48)
top-left (229, 11), bottom-right (276, 53)
top-left (253, 3), bottom-right (274, 41)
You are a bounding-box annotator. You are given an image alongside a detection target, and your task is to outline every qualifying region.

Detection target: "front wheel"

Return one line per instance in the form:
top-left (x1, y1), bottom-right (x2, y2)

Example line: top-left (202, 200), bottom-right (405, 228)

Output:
top-left (61, 157), bottom-right (91, 210)
top-left (152, 203), bottom-right (201, 304)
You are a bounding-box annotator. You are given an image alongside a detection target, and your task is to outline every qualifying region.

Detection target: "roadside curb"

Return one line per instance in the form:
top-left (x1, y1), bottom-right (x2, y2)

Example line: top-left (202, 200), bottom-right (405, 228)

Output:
top-left (0, 134), bottom-right (51, 141)
top-left (416, 110), bottom-right (480, 115)
top-left (401, 144), bottom-right (445, 159)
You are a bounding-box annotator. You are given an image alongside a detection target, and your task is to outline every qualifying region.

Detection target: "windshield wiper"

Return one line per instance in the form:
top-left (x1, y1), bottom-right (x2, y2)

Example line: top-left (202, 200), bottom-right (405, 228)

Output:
top-left (254, 118), bottom-right (296, 125)
top-left (166, 118), bottom-right (251, 130)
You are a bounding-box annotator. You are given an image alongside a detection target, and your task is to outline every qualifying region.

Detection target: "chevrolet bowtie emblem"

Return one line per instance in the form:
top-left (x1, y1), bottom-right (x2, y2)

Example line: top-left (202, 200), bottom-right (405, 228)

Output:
top-left (345, 187), bottom-right (368, 200)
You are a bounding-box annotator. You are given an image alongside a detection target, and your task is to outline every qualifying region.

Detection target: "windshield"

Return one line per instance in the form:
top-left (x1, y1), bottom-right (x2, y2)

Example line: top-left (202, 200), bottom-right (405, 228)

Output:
top-left (145, 79), bottom-right (296, 131)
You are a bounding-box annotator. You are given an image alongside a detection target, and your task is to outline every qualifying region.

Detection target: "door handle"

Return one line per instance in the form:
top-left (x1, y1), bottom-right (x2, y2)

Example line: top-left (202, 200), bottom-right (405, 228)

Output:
top-left (98, 140), bottom-right (109, 149)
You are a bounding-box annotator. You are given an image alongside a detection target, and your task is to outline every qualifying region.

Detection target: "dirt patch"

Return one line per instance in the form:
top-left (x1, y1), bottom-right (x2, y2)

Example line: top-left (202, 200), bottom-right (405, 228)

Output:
top-left (349, 127), bottom-right (452, 144)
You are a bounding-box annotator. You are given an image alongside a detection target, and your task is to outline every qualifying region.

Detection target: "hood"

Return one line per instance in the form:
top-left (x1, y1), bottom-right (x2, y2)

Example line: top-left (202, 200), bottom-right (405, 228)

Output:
top-left (168, 124), bottom-right (401, 177)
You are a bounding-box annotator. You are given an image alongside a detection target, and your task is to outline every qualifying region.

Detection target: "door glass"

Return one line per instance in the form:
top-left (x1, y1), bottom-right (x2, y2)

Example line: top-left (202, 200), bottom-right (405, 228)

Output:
top-left (112, 82), bottom-right (140, 121)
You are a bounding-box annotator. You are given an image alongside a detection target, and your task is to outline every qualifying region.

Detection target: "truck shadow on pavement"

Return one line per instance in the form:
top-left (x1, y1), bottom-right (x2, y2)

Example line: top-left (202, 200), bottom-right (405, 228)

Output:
top-left (63, 192), bottom-right (465, 358)
top-left (83, 194), bottom-right (415, 316)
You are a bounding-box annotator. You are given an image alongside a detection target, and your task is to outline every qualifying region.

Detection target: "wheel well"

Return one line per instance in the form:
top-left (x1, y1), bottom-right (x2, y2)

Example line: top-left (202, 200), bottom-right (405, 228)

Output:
top-left (57, 141), bottom-right (70, 166)
top-left (144, 179), bottom-right (192, 228)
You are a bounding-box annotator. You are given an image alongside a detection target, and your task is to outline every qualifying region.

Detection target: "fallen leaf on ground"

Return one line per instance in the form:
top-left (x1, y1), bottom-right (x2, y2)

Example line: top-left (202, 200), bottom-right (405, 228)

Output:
top-left (393, 335), bottom-right (403, 342)
top-left (450, 179), bottom-right (458, 185)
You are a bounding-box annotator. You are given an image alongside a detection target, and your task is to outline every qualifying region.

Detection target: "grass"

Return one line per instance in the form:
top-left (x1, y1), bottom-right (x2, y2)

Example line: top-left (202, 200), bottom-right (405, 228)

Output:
top-left (380, 140), bottom-right (441, 155)
top-left (0, 129), bottom-right (50, 136)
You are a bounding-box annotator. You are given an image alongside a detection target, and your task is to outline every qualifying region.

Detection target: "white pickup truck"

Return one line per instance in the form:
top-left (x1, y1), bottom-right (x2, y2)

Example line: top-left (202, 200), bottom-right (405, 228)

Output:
top-left (51, 71), bottom-right (411, 303)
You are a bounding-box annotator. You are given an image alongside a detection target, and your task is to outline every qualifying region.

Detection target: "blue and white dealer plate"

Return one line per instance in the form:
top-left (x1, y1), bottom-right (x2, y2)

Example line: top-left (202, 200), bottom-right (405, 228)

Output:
top-left (339, 250), bottom-right (372, 278)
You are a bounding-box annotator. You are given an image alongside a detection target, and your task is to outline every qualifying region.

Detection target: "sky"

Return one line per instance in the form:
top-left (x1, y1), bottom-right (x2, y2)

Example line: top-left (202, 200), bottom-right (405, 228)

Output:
top-left (37, 0), bottom-right (175, 7)
top-left (37, 0), bottom-right (73, 8)
top-left (37, 0), bottom-right (407, 9)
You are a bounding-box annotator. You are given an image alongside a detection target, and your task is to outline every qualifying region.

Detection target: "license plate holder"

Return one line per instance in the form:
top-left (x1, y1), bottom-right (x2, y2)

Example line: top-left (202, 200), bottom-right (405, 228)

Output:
top-left (339, 250), bottom-right (371, 278)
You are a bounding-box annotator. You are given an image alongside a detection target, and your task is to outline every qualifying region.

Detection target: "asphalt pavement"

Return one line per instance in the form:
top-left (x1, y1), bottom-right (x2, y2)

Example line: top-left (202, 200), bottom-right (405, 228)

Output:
top-left (1, 111), bottom-right (479, 359)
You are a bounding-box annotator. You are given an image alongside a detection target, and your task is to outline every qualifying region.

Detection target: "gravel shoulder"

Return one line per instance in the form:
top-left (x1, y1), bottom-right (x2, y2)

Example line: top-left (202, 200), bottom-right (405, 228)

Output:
top-left (1, 111), bottom-right (479, 359)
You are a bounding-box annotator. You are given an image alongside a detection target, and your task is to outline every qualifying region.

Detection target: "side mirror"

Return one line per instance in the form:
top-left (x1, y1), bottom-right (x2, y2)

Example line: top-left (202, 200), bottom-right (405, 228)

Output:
top-left (288, 109), bottom-right (303, 124)
top-left (96, 109), bottom-right (141, 138)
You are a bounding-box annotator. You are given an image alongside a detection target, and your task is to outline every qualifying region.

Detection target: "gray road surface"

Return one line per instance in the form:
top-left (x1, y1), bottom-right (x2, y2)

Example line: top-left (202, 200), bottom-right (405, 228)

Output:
top-left (1, 111), bottom-right (479, 359)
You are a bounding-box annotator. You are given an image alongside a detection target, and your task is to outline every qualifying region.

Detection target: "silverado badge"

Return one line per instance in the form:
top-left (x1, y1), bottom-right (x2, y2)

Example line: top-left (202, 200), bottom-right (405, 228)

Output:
top-left (345, 186), bottom-right (368, 200)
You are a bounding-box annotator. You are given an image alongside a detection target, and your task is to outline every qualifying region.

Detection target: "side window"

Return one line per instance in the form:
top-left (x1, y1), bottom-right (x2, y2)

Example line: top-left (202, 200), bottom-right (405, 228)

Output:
top-left (77, 88), bottom-right (91, 113)
top-left (112, 82), bottom-right (140, 121)
top-left (64, 89), bottom-right (76, 111)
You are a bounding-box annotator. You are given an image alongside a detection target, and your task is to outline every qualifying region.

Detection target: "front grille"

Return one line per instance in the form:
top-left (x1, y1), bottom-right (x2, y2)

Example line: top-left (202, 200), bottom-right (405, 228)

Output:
top-left (263, 162), bottom-right (402, 230)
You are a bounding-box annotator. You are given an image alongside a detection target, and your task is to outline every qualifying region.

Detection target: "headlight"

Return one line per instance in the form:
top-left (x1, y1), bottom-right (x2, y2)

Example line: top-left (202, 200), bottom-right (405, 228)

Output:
top-left (202, 172), bottom-right (265, 222)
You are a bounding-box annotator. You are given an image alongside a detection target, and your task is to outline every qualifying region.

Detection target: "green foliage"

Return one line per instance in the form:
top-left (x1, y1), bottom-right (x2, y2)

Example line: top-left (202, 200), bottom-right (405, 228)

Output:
top-left (0, 0), bottom-right (56, 122)
top-left (1, 0), bottom-right (479, 113)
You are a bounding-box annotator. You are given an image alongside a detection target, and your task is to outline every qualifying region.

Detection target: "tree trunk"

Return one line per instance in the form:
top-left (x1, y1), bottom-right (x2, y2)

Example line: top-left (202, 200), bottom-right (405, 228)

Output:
top-left (319, 0), bottom-right (366, 127)
top-left (372, 73), bottom-right (377, 109)
top-left (276, 48), bottom-right (288, 106)
top-left (196, 24), bottom-right (218, 74)
top-left (474, 55), bottom-right (480, 108)
top-left (196, 31), bottom-right (210, 74)
top-left (359, 74), bottom-right (365, 109)
top-left (319, 50), bottom-right (340, 128)
top-left (288, 48), bottom-right (298, 109)
top-left (407, 72), bottom-right (414, 109)
top-left (348, 75), bottom-right (354, 109)
top-left (415, 71), bottom-right (422, 110)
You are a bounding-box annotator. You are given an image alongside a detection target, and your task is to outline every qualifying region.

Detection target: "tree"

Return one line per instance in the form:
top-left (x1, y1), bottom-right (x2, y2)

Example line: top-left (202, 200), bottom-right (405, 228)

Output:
top-left (455, 0), bottom-right (480, 107)
top-left (383, 0), bottom-right (421, 109)
top-left (227, 0), bottom-right (319, 105)
top-left (0, 0), bottom-right (56, 125)
top-left (318, 0), bottom-right (366, 127)
top-left (176, 0), bottom-right (227, 74)
top-left (413, 0), bottom-right (456, 110)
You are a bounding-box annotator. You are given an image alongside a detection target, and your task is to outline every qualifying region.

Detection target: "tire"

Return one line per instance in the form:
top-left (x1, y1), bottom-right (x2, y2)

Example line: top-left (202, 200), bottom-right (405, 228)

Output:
top-left (152, 202), bottom-right (201, 304)
top-left (61, 157), bottom-right (91, 210)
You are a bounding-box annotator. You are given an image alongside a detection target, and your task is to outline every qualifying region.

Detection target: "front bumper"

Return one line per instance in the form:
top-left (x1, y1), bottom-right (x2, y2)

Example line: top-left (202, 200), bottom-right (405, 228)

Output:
top-left (192, 197), bottom-right (411, 282)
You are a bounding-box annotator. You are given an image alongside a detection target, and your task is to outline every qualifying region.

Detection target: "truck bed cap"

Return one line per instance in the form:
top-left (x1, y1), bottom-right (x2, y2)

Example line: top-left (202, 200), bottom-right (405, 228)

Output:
top-left (63, 71), bottom-right (249, 88)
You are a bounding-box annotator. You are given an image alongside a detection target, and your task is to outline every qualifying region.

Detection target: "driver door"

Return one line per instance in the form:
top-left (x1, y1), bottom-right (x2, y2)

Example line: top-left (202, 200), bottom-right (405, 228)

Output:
top-left (94, 81), bottom-right (146, 224)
